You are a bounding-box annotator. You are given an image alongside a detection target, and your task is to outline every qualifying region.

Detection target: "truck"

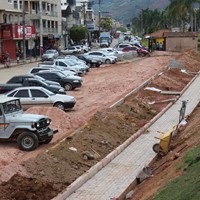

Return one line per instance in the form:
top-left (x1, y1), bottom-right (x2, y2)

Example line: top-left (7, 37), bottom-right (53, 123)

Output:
top-left (99, 32), bottom-right (112, 48)
top-left (0, 78), bottom-right (65, 94)
top-left (0, 96), bottom-right (58, 151)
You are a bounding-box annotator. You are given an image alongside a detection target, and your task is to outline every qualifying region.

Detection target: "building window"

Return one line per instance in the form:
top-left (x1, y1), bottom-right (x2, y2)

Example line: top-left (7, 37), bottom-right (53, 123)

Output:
top-left (8, 0), bottom-right (12, 3)
top-left (14, 0), bottom-right (18, 9)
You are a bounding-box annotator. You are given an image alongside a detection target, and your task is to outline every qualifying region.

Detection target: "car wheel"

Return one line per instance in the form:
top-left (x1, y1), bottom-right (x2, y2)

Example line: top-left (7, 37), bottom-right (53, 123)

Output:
top-left (54, 102), bottom-right (65, 111)
top-left (64, 83), bottom-right (73, 91)
top-left (105, 59), bottom-right (111, 64)
top-left (17, 131), bottom-right (39, 151)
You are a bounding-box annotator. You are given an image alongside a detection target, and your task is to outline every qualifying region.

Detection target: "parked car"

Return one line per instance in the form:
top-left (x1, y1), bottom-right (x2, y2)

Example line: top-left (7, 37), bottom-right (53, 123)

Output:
top-left (5, 75), bottom-right (65, 94)
top-left (1, 78), bottom-right (65, 95)
top-left (65, 58), bottom-right (90, 72)
top-left (5, 87), bottom-right (76, 111)
top-left (81, 44), bottom-right (90, 52)
top-left (85, 51), bottom-right (117, 64)
top-left (37, 64), bottom-right (78, 76)
top-left (35, 71), bottom-right (82, 91)
top-left (0, 96), bottom-right (57, 151)
top-left (7, 74), bottom-right (61, 87)
top-left (115, 43), bottom-right (132, 51)
top-left (61, 46), bottom-right (79, 55)
top-left (121, 46), bottom-right (139, 53)
top-left (76, 55), bottom-right (102, 67)
top-left (41, 49), bottom-right (59, 61)
top-left (75, 46), bottom-right (82, 54)
top-left (137, 48), bottom-right (150, 57)
top-left (38, 60), bottom-right (86, 76)
top-left (29, 67), bottom-right (77, 77)
top-left (100, 48), bottom-right (124, 61)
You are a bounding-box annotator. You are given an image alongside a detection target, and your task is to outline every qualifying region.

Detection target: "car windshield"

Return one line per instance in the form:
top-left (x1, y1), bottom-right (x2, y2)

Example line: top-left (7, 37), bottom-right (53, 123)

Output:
top-left (40, 87), bottom-right (55, 96)
top-left (68, 59), bottom-right (78, 64)
top-left (56, 71), bottom-right (66, 78)
top-left (64, 60), bottom-right (75, 66)
top-left (3, 99), bottom-right (22, 114)
top-left (45, 50), bottom-right (55, 54)
top-left (34, 75), bottom-right (46, 81)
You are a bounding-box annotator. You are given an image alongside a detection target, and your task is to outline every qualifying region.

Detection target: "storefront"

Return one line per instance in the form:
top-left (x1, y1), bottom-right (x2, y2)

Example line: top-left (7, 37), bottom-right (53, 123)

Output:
top-left (1, 24), bottom-right (36, 59)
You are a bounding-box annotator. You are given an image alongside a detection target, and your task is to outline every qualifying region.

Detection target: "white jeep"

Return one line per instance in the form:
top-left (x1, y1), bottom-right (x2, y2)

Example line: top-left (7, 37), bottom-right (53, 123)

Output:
top-left (0, 97), bottom-right (57, 151)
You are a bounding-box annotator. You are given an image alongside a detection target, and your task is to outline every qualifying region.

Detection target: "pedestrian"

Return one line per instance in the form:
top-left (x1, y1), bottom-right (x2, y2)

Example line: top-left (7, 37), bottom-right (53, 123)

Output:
top-left (58, 45), bottom-right (62, 54)
top-left (4, 51), bottom-right (10, 68)
top-left (16, 49), bottom-right (20, 64)
top-left (40, 46), bottom-right (44, 55)
top-left (156, 42), bottom-right (160, 50)
top-left (159, 42), bottom-right (163, 51)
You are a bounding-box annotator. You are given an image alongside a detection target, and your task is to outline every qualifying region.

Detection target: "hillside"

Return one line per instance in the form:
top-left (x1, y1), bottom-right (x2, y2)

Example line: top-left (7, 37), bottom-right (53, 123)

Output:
top-left (93, 0), bottom-right (170, 24)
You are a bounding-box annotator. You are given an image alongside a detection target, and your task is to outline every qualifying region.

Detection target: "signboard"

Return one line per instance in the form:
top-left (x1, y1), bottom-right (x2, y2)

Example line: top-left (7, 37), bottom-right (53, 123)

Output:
top-left (14, 25), bottom-right (36, 39)
top-left (1, 24), bottom-right (12, 39)
top-left (1, 24), bottom-right (36, 39)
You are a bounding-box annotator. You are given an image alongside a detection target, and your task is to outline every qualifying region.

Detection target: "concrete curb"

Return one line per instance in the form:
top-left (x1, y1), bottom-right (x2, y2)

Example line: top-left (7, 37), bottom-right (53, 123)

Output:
top-left (53, 69), bottom-right (199, 200)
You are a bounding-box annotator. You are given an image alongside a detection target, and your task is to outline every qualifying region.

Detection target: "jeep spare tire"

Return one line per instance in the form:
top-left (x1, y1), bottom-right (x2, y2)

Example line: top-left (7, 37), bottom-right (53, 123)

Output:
top-left (17, 131), bottom-right (39, 151)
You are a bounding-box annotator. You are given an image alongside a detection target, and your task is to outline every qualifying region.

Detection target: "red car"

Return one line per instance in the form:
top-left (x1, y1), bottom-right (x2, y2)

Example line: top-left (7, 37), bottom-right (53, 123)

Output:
top-left (121, 46), bottom-right (139, 52)
top-left (137, 48), bottom-right (150, 57)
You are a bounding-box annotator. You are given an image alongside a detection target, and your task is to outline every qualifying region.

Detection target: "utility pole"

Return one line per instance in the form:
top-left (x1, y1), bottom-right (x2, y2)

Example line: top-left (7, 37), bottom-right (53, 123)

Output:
top-left (22, 0), bottom-right (26, 62)
top-left (39, 0), bottom-right (43, 57)
top-left (98, 0), bottom-right (101, 34)
top-left (81, 1), bottom-right (87, 26)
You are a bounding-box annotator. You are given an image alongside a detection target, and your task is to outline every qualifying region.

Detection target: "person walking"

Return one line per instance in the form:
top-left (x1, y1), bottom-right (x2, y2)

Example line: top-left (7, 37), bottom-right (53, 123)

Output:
top-left (4, 51), bottom-right (10, 68)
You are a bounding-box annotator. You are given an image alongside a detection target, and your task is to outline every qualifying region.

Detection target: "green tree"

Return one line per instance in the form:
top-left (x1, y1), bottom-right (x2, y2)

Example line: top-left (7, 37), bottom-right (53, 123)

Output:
top-left (100, 17), bottom-right (112, 31)
top-left (132, 9), bottom-right (165, 35)
top-left (116, 26), bottom-right (127, 33)
top-left (69, 26), bottom-right (88, 44)
top-left (166, 0), bottom-right (200, 31)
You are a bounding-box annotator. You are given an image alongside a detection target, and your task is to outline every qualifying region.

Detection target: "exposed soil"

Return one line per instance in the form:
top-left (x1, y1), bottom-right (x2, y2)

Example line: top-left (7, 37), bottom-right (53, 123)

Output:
top-left (0, 50), bottom-right (200, 200)
top-left (131, 102), bottom-right (200, 200)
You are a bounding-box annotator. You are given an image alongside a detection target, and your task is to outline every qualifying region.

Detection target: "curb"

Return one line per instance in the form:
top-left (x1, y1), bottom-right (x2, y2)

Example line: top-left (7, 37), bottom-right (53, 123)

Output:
top-left (53, 68), bottom-right (200, 200)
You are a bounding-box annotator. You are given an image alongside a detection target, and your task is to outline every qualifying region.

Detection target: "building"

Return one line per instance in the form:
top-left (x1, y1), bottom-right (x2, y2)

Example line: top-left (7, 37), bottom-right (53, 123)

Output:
top-left (147, 30), bottom-right (198, 52)
top-left (0, 0), bottom-right (62, 59)
top-left (61, 0), bottom-right (95, 46)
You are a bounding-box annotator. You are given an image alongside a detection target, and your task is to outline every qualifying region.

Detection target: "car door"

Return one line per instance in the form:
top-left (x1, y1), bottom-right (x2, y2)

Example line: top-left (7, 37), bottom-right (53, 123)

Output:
top-left (30, 89), bottom-right (52, 107)
top-left (10, 89), bottom-right (32, 110)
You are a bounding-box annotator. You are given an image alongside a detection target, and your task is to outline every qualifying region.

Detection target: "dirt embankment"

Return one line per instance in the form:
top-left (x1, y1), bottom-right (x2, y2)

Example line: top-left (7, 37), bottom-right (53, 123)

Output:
top-left (0, 50), bottom-right (200, 200)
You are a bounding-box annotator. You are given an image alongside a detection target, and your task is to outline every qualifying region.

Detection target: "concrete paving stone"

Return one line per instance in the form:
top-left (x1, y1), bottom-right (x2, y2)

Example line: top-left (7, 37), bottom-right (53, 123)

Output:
top-left (61, 74), bottom-right (200, 200)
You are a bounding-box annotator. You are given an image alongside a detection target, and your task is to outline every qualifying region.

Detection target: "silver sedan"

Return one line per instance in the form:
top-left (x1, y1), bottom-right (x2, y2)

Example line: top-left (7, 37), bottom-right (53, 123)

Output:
top-left (3, 86), bottom-right (76, 111)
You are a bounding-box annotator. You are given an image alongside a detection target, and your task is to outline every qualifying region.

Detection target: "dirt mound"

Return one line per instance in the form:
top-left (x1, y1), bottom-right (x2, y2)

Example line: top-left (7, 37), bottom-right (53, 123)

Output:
top-left (0, 174), bottom-right (61, 200)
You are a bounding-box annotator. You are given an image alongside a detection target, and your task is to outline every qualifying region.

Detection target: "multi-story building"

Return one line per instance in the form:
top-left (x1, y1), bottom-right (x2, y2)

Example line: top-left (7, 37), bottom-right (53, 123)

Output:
top-left (61, 0), bottom-right (95, 46)
top-left (0, 0), bottom-right (62, 59)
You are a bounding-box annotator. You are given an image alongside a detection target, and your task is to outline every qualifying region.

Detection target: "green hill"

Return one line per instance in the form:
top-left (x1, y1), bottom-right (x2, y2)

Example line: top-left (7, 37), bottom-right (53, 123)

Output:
top-left (93, 0), bottom-right (170, 24)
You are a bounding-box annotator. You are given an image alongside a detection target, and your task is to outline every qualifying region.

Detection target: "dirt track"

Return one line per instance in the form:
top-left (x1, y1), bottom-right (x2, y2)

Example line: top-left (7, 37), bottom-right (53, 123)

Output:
top-left (0, 50), bottom-right (200, 200)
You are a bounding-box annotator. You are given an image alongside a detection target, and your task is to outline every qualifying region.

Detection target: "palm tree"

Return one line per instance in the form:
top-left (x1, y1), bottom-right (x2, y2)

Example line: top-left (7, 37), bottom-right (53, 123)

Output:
top-left (166, 0), bottom-right (200, 31)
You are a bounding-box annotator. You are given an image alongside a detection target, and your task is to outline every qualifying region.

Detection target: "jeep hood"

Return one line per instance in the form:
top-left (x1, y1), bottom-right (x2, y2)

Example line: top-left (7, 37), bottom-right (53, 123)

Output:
top-left (8, 113), bottom-right (48, 123)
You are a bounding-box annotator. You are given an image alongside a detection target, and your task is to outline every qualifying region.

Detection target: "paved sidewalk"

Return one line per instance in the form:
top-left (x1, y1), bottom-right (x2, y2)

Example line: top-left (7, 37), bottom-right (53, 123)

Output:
top-left (0, 58), bottom-right (40, 69)
top-left (54, 73), bottom-right (200, 200)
